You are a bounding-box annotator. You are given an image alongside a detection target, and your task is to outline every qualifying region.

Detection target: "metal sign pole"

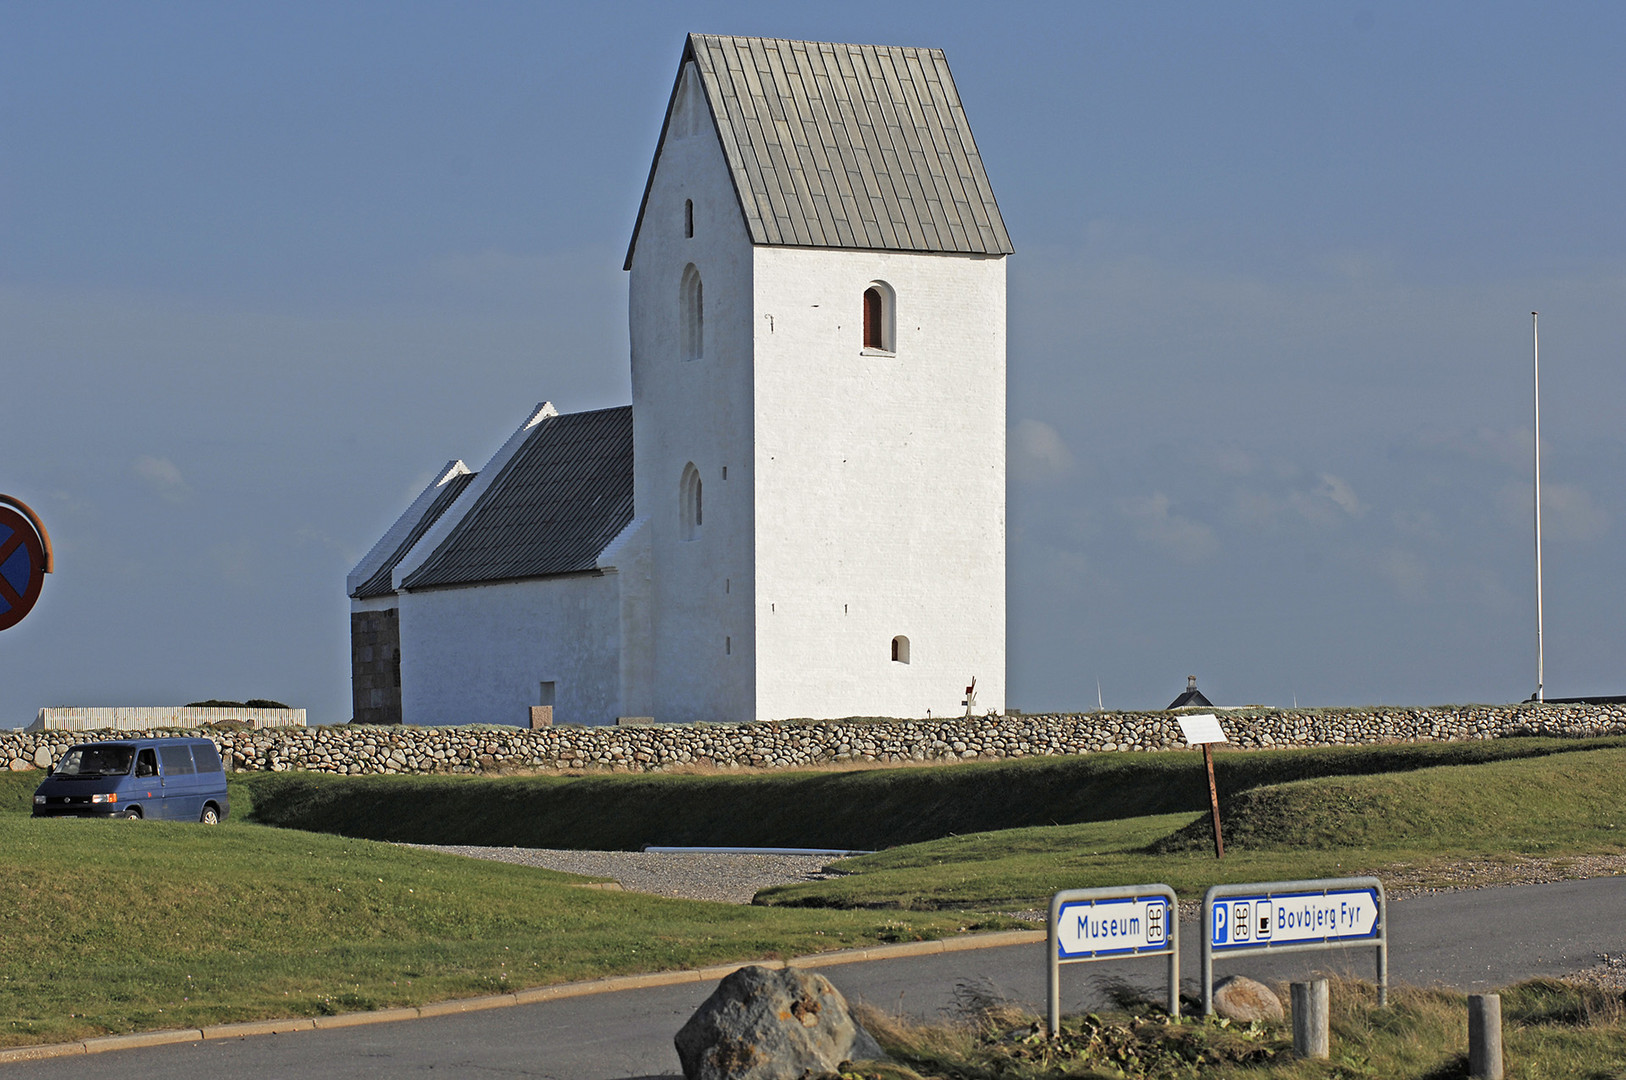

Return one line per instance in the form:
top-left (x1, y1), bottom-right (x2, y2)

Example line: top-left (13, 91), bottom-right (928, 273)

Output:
top-left (1048, 884), bottom-right (1179, 1036)
top-left (1201, 876), bottom-right (1387, 1014)
top-left (1532, 311), bottom-right (1544, 704)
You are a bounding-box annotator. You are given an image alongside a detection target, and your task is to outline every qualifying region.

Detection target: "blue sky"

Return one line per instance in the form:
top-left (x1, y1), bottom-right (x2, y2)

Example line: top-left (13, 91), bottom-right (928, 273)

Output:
top-left (3, 2), bottom-right (1622, 724)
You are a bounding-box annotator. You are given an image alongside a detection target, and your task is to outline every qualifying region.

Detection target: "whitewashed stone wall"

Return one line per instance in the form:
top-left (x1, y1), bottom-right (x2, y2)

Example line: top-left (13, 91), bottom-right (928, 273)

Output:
top-left (395, 574), bottom-right (624, 728)
top-left (751, 246), bottom-right (1006, 722)
top-left (30, 706), bottom-right (306, 732)
top-left (5, 704), bottom-right (1623, 775)
top-left (625, 61), bottom-right (1006, 726)
top-left (628, 60), bottom-right (759, 725)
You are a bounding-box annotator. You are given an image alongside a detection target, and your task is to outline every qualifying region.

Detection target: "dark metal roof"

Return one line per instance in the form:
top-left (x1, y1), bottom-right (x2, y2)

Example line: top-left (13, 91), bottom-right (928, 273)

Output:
top-left (351, 471), bottom-right (475, 600)
top-left (400, 406), bottom-right (634, 590)
top-left (625, 34), bottom-right (1013, 269)
top-left (1167, 688), bottom-right (1214, 710)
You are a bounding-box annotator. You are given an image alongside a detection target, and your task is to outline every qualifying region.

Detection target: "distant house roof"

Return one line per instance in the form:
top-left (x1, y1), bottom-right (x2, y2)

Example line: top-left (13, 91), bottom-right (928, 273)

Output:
top-left (351, 467), bottom-right (477, 599)
top-left (1167, 676), bottom-right (1214, 711)
top-left (625, 33), bottom-right (1013, 269)
top-left (400, 406), bottom-right (634, 591)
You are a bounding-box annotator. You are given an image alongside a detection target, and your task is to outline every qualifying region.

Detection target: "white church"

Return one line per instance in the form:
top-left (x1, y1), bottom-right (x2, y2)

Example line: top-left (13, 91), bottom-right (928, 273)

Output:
top-left (348, 34), bottom-right (1011, 727)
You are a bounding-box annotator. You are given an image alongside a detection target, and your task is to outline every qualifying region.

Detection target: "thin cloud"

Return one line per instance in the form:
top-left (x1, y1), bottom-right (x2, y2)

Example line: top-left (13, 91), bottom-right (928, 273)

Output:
top-left (1119, 493), bottom-right (1218, 564)
top-left (1010, 419), bottom-right (1077, 485)
top-left (1543, 484), bottom-right (1608, 541)
top-left (1498, 481), bottom-right (1608, 542)
top-left (1375, 548), bottom-right (1428, 601)
top-left (132, 455), bottom-right (189, 504)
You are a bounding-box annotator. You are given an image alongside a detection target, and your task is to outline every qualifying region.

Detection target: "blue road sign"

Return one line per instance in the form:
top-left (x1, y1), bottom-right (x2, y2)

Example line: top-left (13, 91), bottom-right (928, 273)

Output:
top-left (1201, 876), bottom-right (1388, 1015)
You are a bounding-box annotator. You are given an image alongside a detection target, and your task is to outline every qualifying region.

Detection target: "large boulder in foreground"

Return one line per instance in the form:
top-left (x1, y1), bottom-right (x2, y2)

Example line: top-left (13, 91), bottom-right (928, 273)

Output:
top-left (675, 965), bottom-right (885, 1080)
top-left (1213, 975), bottom-right (1284, 1021)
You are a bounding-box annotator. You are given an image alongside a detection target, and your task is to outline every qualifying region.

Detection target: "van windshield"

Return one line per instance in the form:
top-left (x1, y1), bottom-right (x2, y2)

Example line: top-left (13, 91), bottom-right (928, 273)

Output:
top-left (53, 746), bottom-right (136, 778)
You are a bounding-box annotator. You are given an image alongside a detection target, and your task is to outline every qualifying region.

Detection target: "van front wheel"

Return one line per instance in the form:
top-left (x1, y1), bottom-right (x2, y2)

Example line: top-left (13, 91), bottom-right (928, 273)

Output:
top-left (120, 807), bottom-right (142, 820)
top-left (200, 805), bottom-right (220, 825)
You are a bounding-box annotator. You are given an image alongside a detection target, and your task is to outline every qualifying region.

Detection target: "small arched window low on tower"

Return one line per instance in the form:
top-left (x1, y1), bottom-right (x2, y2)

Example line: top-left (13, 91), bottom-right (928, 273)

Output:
top-left (681, 264), bottom-right (703, 361)
top-left (891, 635), bottom-right (910, 664)
top-left (862, 281), bottom-right (895, 353)
top-left (680, 462), bottom-right (703, 541)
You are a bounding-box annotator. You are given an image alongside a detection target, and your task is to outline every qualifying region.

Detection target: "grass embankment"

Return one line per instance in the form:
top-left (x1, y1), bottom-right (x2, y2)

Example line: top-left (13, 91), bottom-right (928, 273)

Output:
top-left (852, 978), bottom-right (1626, 1079)
top-left (4, 737), bottom-right (1622, 1050)
top-left (757, 747), bottom-right (1626, 910)
top-left (0, 816), bottom-right (998, 1049)
top-left (239, 736), bottom-right (1626, 850)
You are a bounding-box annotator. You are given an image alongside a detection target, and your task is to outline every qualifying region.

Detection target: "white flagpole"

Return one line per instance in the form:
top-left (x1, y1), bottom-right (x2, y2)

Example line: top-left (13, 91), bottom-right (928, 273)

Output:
top-left (1532, 311), bottom-right (1544, 704)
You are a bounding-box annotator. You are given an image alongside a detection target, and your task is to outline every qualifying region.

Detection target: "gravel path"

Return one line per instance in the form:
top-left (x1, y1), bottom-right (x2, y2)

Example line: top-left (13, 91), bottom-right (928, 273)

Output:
top-left (406, 845), bottom-right (1626, 916)
top-left (404, 845), bottom-right (842, 904)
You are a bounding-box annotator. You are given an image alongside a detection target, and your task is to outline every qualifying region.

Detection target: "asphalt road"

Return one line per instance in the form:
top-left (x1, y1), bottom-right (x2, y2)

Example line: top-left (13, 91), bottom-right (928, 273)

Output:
top-left (7, 877), bottom-right (1623, 1079)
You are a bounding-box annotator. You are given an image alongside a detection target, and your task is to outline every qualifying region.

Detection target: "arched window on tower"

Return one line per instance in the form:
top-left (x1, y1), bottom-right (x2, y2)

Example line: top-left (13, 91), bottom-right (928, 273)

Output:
top-left (891, 635), bottom-right (910, 664)
top-left (862, 282), bottom-right (894, 353)
top-left (680, 462), bottom-right (703, 541)
top-left (681, 264), bottom-right (703, 361)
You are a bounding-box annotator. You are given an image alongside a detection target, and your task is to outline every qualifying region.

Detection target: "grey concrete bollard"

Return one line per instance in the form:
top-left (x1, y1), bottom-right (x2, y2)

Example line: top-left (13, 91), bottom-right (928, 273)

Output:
top-left (1290, 980), bottom-right (1330, 1059)
top-left (1468, 993), bottom-right (1504, 1079)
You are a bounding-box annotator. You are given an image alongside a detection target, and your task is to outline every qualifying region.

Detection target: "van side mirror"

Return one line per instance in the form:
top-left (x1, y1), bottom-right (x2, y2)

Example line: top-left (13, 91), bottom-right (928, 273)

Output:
top-left (44, 765), bottom-right (53, 776)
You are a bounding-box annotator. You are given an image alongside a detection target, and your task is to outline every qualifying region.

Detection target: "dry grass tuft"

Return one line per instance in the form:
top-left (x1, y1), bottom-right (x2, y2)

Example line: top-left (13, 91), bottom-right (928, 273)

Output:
top-left (841, 977), bottom-right (1626, 1080)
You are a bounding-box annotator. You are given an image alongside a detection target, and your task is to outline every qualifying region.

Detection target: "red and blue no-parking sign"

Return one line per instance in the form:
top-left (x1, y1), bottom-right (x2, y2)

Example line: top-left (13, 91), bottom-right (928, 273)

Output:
top-left (0, 497), bottom-right (51, 631)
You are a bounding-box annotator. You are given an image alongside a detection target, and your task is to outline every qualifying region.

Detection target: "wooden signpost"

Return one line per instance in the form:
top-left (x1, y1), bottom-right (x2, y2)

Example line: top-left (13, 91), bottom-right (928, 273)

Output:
top-left (1177, 713), bottom-right (1227, 859)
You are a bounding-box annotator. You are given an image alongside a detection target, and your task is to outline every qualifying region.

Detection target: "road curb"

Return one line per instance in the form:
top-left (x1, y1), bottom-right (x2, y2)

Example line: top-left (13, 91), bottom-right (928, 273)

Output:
top-left (0, 928), bottom-right (1047, 1065)
top-left (201, 1018), bottom-right (318, 1039)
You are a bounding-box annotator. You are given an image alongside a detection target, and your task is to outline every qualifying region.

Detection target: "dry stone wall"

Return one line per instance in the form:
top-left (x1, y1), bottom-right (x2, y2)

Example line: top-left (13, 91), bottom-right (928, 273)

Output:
top-left (5, 703), bottom-right (1624, 777)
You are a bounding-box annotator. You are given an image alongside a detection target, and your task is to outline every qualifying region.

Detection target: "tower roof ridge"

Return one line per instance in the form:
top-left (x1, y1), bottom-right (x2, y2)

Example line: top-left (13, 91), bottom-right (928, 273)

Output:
top-left (624, 32), bottom-right (1012, 270)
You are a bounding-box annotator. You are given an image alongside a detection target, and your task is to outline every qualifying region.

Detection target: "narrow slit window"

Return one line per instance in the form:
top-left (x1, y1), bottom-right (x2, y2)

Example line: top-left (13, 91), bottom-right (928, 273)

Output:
top-left (684, 199), bottom-right (694, 238)
top-left (680, 462), bottom-right (703, 541)
top-left (680, 264), bottom-right (703, 361)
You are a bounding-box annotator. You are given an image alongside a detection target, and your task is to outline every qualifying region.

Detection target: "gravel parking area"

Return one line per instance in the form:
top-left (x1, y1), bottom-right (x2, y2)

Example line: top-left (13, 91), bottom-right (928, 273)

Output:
top-left (405, 845), bottom-right (843, 904)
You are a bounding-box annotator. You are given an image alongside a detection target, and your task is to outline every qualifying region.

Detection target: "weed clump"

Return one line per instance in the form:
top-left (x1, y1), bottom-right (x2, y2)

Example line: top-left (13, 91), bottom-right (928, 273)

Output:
top-left (849, 1001), bottom-right (1283, 1080)
top-left (840, 979), bottom-right (1626, 1080)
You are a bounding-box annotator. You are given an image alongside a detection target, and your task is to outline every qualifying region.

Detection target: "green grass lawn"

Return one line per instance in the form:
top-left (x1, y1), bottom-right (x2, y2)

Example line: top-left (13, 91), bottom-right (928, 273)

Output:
top-left (236, 735), bottom-right (1626, 851)
top-left (756, 747), bottom-right (1626, 910)
top-left (5, 737), bottom-right (1624, 1051)
top-left (0, 816), bottom-right (1005, 1049)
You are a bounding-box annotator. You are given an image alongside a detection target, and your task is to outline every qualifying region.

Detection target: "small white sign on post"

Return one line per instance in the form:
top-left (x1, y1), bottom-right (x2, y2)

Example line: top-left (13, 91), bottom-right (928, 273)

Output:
top-left (1177, 713), bottom-right (1228, 858)
top-left (1177, 713), bottom-right (1227, 745)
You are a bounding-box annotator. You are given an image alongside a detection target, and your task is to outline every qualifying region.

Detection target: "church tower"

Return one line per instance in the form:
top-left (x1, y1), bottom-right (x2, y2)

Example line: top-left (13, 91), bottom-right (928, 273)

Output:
top-left (625, 35), bottom-right (1011, 723)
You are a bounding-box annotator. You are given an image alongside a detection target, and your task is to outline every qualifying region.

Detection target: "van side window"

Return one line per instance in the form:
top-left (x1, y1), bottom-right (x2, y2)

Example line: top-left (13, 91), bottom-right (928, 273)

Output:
top-left (158, 745), bottom-right (196, 775)
top-left (136, 749), bottom-right (157, 778)
top-left (192, 742), bottom-right (224, 773)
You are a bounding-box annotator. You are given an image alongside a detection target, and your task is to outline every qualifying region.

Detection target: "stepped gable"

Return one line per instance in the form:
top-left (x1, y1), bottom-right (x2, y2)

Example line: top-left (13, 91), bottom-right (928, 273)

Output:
top-left (401, 406), bottom-right (634, 589)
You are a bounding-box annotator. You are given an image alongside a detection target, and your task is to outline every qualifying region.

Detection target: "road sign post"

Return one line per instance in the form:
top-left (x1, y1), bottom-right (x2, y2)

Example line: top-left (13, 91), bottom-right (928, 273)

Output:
top-left (1201, 877), bottom-right (1387, 1014)
top-left (1048, 884), bottom-right (1179, 1034)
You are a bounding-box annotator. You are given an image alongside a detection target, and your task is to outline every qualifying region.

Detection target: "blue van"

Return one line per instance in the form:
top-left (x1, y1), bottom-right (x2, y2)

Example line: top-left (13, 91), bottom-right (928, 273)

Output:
top-left (32, 737), bottom-right (230, 823)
